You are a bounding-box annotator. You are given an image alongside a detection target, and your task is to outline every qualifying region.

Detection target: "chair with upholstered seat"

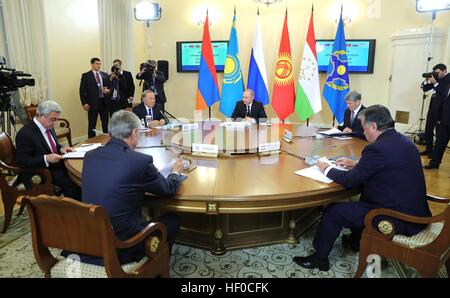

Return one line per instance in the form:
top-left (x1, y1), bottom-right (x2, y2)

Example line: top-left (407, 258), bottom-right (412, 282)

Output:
top-left (0, 132), bottom-right (54, 233)
top-left (24, 104), bottom-right (72, 146)
top-left (355, 195), bottom-right (450, 278)
top-left (19, 194), bottom-right (170, 278)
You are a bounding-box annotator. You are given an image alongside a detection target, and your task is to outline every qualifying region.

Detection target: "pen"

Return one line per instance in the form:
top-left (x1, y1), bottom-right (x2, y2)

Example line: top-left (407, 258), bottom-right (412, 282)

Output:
top-left (187, 166), bottom-right (197, 173)
top-left (81, 143), bottom-right (94, 147)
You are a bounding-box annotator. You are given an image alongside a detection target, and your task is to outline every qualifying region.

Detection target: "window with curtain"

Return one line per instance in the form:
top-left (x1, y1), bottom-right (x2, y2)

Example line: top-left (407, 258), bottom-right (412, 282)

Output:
top-left (2, 0), bottom-right (49, 106)
top-left (0, 0), bottom-right (10, 63)
top-left (98, 0), bottom-right (134, 71)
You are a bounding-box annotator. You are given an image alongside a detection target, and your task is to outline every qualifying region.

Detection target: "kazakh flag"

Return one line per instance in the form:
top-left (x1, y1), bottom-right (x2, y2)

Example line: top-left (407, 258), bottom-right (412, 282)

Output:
top-left (323, 8), bottom-right (349, 124)
top-left (220, 11), bottom-right (244, 117)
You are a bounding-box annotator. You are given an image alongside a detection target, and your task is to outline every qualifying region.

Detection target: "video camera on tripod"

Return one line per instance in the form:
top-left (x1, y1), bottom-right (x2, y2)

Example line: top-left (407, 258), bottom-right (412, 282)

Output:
top-left (0, 56), bottom-right (35, 133)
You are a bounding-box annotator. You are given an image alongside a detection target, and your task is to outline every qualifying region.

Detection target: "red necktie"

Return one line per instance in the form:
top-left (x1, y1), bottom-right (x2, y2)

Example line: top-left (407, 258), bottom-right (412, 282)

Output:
top-left (46, 130), bottom-right (58, 154)
top-left (95, 72), bottom-right (101, 84)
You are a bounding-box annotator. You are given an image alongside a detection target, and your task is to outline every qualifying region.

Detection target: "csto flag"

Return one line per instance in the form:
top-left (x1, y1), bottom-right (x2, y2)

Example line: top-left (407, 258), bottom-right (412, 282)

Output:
top-left (272, 10), bottom-right (295, 121)
top-left (295, 7), bottom-right (322, 121)
top-left (196, 14), bottom-right (220, 110)
top-left (247, 11), bottom-right (269, 106)
top-left (322, 9), bottom-right (349, 124)
top-left (220, 12), bottom-right (244, 117)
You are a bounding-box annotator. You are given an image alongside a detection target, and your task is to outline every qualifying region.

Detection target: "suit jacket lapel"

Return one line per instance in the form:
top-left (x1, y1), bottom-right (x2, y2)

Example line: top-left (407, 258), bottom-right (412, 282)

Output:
top-left (30, 121), bottom-right (52, 154)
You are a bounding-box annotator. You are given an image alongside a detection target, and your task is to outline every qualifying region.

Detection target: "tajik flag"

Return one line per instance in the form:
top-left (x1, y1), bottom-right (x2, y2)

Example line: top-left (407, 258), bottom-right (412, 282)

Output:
top-left (295, 8), bottom-right (322, 121)
top-left (271, 10), bottom-right (295, 121)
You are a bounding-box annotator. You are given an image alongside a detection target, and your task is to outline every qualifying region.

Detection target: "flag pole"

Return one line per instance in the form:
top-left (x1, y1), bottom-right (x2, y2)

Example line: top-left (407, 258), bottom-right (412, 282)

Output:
top-left (209, 107), bottom-right (211, 120)
top-left (332, 116), bottom-right (336, 127)
top-left (307, 118), bottom-right (309, 126)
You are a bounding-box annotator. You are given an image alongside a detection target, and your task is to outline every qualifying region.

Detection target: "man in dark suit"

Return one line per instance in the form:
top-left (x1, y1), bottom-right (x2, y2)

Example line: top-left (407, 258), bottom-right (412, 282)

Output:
top-left (136, 60), bottom-right (167, 110)
top-left (79, 57), bottom-right (111, 138)
top-left (425, 86), bottom-right (450, 170)
top-left (231, 89), bottom-right (267, 124)
top-left (336, 90), bottom-right (366, 139)
top-left (15, 101), bottom-right (81, 200)
top-left (420, 63), bottom-right (450, 158)
top-left (293, 105), bottom-right (431, 271)
top-left (75, 110), bottom-right (185, 265)
top-left (108, 59), bottom-right (136, 116)
top-left (132, 90), bottom-right (167, 127)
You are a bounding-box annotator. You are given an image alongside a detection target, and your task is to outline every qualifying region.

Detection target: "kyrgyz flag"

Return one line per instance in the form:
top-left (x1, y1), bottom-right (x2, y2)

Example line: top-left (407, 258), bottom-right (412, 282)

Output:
top-left (295, 7), bottom-right (322, 121)
top-left (272, 10), bottom-right (295, 121)
top-left (196, 14), bottom-right (220, 110)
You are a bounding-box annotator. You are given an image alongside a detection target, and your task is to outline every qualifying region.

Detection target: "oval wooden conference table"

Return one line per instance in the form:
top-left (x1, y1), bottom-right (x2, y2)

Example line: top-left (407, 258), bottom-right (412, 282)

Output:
top-left (65, 121), bottom-right (366, 255)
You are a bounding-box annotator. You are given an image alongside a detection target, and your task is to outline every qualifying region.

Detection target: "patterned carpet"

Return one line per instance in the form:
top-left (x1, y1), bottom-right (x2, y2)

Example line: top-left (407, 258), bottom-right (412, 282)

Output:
top-left (0, 209), bottom-right (447, 278)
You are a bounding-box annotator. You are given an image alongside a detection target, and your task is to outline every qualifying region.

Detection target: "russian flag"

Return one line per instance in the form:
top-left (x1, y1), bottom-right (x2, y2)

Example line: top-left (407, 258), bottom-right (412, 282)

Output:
top-left (247, 13), bottom-right (269, 106)
top-left (196, 14), bottom-right (220, 110)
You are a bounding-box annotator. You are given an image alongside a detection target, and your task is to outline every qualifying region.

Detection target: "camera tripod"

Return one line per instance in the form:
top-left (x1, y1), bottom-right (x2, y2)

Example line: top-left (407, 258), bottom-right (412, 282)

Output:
top-left (0, 91), bottom-right (29, 136)
top-left (405, 11), bottom-right (437, 145)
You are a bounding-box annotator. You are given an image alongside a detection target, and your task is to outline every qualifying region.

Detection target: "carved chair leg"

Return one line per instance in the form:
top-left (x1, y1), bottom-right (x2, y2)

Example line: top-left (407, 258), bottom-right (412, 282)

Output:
top-left (445, 259), bottom-right (450, 278)
top-left (1, 198), bottom-right (15, 234)
top-left (17, 200), bottom-right (26, 216)
top-left (354, 250), bottom-right (369, 278)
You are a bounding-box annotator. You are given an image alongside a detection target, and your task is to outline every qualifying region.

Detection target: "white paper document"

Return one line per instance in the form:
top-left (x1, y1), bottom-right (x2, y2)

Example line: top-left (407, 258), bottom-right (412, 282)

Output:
top-left (74, 143), bottom-right (102, 152)
top-left (62, 151), bottom-right (86, 159)
top-left (295, 166), bottom-right (334, 184)
top-left (318, 127), bottom-right (345, 136)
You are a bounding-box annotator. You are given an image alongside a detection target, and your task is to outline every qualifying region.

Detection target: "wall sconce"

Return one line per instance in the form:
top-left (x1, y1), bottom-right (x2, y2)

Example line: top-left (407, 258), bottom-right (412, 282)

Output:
top-left (134, 0), bottom-right (162, 27)
top-left (253, 0), bottom-right (283, 6)
top-left (192, 6), bottom-right (220, 27)
top-left (330, 3), bottom-right (358, 25)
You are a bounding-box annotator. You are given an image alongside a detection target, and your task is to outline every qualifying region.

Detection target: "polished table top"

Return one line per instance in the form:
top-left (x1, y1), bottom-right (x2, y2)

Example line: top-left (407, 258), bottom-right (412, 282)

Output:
top-left (65, 123), bottom-right (367, 213)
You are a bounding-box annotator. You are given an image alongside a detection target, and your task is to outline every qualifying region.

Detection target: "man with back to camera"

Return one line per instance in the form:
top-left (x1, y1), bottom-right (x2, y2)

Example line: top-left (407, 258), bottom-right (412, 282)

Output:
top-left (136, 60), bottom-right (167, 110)
top-left (79, 57), bottom-right (111, 138)
top-left (293, 105), bottom-right (431, 271)
top-left (335, 90), bottom-right (366, 140)
top-left (15, 100), bottom-right (81, 200)
top-left (231, 89), bottom-right (267, 124)
top-left (420, 63), bottom-right (450, 159)
top-left (69, 110), bottom-right (185, 265)
top-left (108, 59), bottom-right (135, 116)
top-left (132, 90), bottom-right (167, 127)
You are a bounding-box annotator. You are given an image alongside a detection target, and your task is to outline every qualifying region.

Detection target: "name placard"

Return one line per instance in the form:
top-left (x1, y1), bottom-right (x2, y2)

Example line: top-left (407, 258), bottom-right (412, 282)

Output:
top-left (258, 141), bottom-right (281, 153)
top-left (219, 122), bottom-right (250, 129)
top-left (192, 143), bottom-right (219, 158)
top-left (282, 129), bottom-right (293, 143)
top-left (182, 123), bottom-right (199, 131)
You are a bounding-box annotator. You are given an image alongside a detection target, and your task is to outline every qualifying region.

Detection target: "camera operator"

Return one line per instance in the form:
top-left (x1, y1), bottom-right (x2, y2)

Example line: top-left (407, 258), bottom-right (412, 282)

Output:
top-left (420, 63), bottom-right (450, 158)
top-left (136, 60), bottom-right (167, 110)
top-left (108, 59), bottom-right (135, 117)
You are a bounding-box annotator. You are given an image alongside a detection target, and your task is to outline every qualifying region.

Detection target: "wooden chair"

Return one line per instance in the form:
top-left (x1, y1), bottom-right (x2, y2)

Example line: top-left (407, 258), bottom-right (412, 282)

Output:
top-left (0, 132), bottom-right (54, 233)
top-left (24, 104), bottom-right (73, 146)
top-left (19, 195), bottom-right (170, 278)
top-left (355, 195), bottom-right (450, 278)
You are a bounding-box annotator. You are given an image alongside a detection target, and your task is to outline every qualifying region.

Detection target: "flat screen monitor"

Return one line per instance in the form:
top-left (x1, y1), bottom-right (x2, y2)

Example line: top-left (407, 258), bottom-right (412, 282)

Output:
top-left (316, 39), bottom-right (376, 73)
top-left (176, 40), bottom-right (228, 72)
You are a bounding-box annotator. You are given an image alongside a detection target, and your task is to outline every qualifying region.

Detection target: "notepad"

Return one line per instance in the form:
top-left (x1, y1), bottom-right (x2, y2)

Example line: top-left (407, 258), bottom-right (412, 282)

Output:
top-left (295, 166), bottom-right (334, 184)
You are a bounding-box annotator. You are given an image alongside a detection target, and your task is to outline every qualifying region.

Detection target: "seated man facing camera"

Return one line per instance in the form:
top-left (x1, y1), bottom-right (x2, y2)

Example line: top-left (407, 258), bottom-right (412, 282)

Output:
top-left (70, 110), bottom-right (185, 265)
top-left (335, 90), bottom-right (366, 140)
top-left (232, 89), bottom-right (267, 124)
top-left (293, 105), bottom-right (431, 271)
top-left (132, 90), bottom-right (167, 127)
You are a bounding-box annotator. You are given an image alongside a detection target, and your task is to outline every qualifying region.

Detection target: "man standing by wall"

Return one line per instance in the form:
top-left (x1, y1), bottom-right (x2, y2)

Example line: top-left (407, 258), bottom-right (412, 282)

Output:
top-left (108, 59), bottom-right (135, 116)
top-left (79, 57), bottom-right (111, 138)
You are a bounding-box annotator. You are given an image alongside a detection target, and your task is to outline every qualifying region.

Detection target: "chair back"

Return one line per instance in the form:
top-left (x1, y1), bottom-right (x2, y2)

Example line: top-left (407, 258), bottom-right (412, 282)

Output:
top-left (22, 195), bottom-right (118, 258)
top-left (24, 105), bottom-right (38, 122)
top-left (0, 132), bottom-right (15, 164)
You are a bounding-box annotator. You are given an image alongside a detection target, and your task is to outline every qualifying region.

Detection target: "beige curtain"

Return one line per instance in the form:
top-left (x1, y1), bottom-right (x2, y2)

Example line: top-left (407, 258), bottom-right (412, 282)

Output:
top-left (98, 0), bottom-right (134, 71)
top-left (2, 0), bottom-right (49, 106)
